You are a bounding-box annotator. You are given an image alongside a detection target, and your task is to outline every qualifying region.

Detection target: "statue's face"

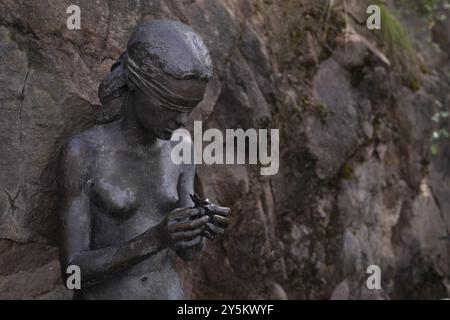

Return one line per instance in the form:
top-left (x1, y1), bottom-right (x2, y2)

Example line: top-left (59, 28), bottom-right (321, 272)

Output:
top-left (132, 77), bottom-right (207, 140)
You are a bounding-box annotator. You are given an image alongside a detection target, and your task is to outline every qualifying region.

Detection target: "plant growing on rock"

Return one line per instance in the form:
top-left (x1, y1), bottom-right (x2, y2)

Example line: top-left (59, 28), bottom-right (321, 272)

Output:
top-left (373, 0), bottom-right (422, 90)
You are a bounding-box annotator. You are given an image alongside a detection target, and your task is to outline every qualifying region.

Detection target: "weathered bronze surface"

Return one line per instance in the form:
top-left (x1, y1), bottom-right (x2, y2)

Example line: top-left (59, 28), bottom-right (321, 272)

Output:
top-left (57, 20), bottom-right (230, 300)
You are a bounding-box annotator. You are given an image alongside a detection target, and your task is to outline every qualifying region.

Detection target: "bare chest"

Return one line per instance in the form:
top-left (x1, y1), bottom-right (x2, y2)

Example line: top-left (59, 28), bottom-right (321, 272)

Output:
top-left (89, 148), bottom-right (180, 246)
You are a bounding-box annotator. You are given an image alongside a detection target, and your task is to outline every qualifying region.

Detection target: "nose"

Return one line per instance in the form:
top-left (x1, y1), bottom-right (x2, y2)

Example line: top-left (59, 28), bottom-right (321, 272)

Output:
top-left (174, 112), bottom-right (189, 128)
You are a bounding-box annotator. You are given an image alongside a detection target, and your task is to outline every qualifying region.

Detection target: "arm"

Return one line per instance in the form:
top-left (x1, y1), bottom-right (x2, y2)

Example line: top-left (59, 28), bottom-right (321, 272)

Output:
top-left (58, 138), bottom-right (166, 288)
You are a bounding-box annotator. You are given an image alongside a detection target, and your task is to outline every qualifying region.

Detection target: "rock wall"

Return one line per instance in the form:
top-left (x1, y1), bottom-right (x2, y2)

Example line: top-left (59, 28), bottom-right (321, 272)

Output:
top-left (0, 0), bottom-right (449, 299)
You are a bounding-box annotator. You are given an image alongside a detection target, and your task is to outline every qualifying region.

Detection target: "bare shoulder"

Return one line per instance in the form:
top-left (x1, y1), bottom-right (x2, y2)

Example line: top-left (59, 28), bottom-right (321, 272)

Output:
top-left (62, 127), bottom-right (99, 158)
top-left (59, 125), bottom-right (108, 175)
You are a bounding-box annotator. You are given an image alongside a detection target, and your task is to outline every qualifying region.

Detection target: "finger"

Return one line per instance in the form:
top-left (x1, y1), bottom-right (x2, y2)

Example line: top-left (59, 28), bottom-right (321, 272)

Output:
top-left (168, 215), bottom-right (209, 232)
top-left (168, 214), bottom-right (208, 232)
top-left (168, 208), bottom-right (203, 223)
top-left (172, 225), bottom-right (205, 241)
top-left (187, 207), bottom-right (205, 217)
top-left (204, 230), bottom-right (215, 241)
top-left (212, 214), bottom-right (229, 227)
top-left (174, 236), bottom-right (203, 249)
top-left (206, 205), bottom-right (231, 216)
top-left (206, 222), bottom-right (225, 236)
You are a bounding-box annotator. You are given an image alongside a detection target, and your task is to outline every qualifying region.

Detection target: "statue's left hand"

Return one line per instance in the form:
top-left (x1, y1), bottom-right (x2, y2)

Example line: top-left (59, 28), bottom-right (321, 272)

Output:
top-left (203, 204), bottom-right (231, 241)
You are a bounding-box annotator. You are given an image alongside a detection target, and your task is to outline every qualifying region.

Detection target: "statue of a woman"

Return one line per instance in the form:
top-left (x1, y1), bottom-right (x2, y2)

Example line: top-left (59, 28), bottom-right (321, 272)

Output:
top-left (57, 20), bottom-right (230, 300)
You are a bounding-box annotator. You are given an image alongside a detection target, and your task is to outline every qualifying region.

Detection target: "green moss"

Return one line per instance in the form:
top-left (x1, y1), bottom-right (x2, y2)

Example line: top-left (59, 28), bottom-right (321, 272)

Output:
top-left (326, 162), bottom-right (355, 189)
top-left (293, 104), bottom-right (303, 114)
top-left (302, 96), bottom-right (313, 110)
top-left (316, 103), bottom-right (329, 122)
top-left (296, 96), bottom-right (329, 124)
top-left (420, 64), bottom-right (432, 74)
top-left (408, 77), bottom-right (421, 92)
top-left (340, 163), bottom-right (354, 180)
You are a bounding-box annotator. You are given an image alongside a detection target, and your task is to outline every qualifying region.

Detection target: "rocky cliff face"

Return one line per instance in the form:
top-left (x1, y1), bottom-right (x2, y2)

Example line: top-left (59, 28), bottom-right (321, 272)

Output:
top-left (0, 0), bottom-right (449, 299)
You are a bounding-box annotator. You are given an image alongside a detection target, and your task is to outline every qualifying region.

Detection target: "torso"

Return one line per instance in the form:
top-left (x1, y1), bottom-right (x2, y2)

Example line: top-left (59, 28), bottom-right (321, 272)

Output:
top-left (74, 123), bottom-right (185, 300)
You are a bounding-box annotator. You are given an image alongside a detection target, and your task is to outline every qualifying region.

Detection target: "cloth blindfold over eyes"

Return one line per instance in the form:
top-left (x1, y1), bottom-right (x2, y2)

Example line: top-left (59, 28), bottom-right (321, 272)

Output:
top-left (124, 53), bottom-right (204, 112)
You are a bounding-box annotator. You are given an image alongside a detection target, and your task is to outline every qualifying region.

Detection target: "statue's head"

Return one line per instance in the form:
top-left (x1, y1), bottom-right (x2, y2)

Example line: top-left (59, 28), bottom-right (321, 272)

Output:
top-left (98, 19), bottom-right (213, 140)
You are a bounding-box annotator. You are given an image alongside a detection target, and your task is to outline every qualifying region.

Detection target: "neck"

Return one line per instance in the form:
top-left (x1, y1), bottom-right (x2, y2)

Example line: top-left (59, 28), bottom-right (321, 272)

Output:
top-left (119, 96), bottom-right (158, 147)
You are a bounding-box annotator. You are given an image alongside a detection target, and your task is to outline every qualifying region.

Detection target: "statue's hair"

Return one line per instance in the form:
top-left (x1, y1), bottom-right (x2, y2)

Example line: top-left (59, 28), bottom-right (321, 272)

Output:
top-left (96, 19), bottom-right (213, 124)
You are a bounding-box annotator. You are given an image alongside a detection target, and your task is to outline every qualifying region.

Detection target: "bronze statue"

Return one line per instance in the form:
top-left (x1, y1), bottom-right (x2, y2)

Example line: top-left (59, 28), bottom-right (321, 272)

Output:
top-left (57, 19), bottom-right (231, 300)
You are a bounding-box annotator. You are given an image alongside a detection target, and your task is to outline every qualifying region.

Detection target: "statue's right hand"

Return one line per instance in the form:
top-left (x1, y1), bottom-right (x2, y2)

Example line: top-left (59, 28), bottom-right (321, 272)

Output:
top-left (158, 207), bottom-right (209, 250)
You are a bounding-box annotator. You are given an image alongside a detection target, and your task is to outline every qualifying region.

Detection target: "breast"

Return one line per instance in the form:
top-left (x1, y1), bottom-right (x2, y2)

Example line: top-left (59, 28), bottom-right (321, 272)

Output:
top-left (92, 176), bottom-right (141, 216)
top-left (90, 147), bottom-right (180, 221)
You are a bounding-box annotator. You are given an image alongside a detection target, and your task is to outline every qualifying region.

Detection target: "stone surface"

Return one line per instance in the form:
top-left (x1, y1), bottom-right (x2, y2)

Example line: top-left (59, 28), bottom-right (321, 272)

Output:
top-left (0, 0), bottom-right (449, 299)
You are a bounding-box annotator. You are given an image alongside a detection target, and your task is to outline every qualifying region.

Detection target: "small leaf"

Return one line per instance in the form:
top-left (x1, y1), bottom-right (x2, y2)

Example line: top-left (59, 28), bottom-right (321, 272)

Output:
top-left (431, 143), bottom-right (438, 155)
